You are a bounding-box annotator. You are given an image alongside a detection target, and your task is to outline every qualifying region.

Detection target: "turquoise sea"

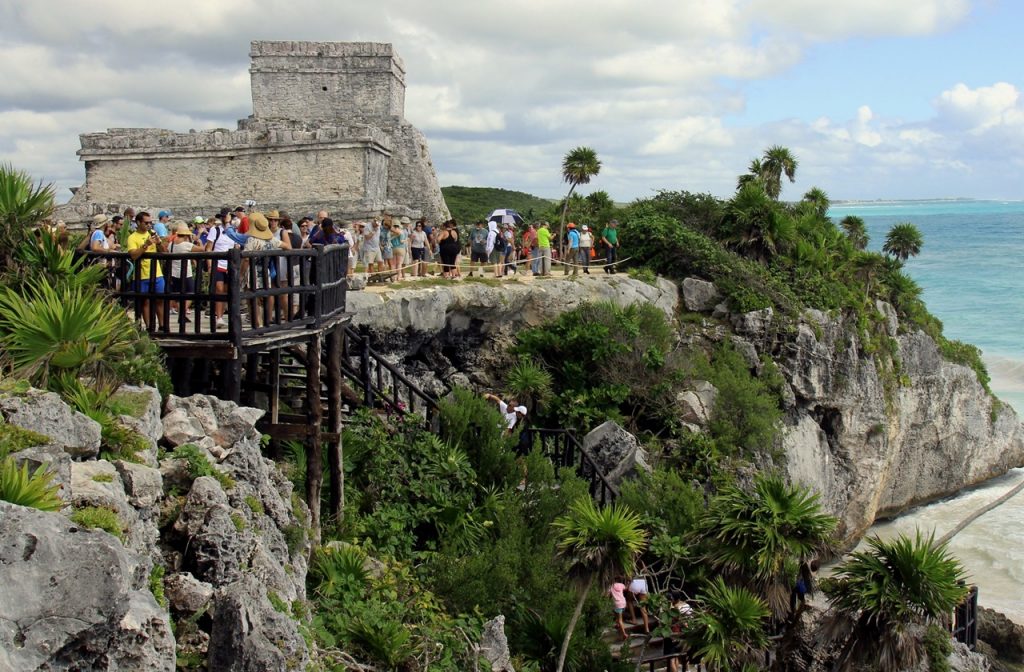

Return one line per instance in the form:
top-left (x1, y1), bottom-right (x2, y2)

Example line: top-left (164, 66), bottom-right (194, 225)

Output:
top-left (830, 200), bottom-right (1024, 621)
top-left (828, 200), bottom-right (1024, 414)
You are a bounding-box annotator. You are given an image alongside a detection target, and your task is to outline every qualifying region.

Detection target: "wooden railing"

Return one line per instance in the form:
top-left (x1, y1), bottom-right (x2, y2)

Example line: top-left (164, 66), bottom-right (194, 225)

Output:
top-left (340, 325), bottom-right (441, 428)
top-left (86, 243), bottom-right (348, 343)
top-left (524, 428), bottom-right (619, 506)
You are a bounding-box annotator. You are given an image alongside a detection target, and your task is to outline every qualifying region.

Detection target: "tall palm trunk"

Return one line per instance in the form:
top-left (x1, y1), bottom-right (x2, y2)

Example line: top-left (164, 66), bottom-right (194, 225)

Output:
top-left (555, 573), bottom-right (593, 672)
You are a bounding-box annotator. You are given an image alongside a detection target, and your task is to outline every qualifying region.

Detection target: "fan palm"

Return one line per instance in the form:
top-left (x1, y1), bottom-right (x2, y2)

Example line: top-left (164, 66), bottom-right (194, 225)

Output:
top-left (839, 216), bottom-right (869, 251)
top-left (759, 146), bottom-right (798, 200)
top-left (506, 357), bottom-right (553, 413)
top-left (552, 497), bottom-right (647, 672)
top-left (723, 183), bottom-right (795, 262)
top-left (0, 164), bottom-right (56, 275)
top-left (882, 222), bottom-right (924, 261)
top-left (852, 252), bottom-right (887, 295)
top-left (0, 282), bottom-right (137, 390)
top-left (800, 187), bottom-right (830, 219)
top-left (736, 159), bottom-right (764, 192)
top-left (822, 531), bottom-right (968, 672)
top-left (557, 147), bottom-right (601, 257)
top-left (700, 474), bottom-right (837, 619)
top-left (686, 577), bottom-right (770, 671)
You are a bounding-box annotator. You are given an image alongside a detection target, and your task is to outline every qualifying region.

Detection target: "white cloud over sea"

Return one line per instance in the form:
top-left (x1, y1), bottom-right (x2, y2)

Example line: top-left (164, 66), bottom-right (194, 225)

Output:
top-left (0, 0), bottom-right (1022, 204)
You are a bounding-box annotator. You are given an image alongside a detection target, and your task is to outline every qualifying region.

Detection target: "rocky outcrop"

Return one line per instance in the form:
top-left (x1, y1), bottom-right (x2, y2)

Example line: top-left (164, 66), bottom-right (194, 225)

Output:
top-left (479, 615), bottom-right (515, 672)
top-left (978, 606), bottom-right (1024, 667)
top-left (0, 501), bottom-right (175, 672)
top-left (583, 421), bottom-right (652, 487)
top-left (0, 387), bottom-right (311, 671)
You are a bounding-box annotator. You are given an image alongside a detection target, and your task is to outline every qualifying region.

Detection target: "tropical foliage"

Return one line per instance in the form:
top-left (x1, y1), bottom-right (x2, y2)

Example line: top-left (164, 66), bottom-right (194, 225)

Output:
top-left (822, 532), bottom-right (968, 672)
top-left (0, 457), bottom-right (63, 511)
top-left (557, 146), bottom-right (601, 253)
top-left (685, 577), bottom-right (770, 671)
top-left (0, 163), bottom-right (55, 275)
top-left (883, 222), bottom-right (925, 261)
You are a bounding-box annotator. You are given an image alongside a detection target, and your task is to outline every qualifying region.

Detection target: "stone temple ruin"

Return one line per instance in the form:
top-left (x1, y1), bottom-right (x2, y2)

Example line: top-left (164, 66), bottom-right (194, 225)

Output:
top-left (56, 41), bottom-right (450, 224)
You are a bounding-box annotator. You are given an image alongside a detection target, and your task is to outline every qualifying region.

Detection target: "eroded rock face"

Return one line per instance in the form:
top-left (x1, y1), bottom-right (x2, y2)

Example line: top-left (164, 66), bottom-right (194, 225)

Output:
top-left (582, 421), bottom-right (651, 487)
top-left (0, 501), bottom-right (175, 672)
top-left (0, 389), bottom-right (102, 458)
top-left (480, 614), bottom-right (515, 672)
top-left (682, 277), bottom-right (721, 312)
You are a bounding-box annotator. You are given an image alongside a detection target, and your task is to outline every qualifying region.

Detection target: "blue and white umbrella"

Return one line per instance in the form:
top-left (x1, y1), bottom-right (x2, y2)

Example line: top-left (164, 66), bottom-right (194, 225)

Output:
top-left (487, 209), bottom-right (524, 226)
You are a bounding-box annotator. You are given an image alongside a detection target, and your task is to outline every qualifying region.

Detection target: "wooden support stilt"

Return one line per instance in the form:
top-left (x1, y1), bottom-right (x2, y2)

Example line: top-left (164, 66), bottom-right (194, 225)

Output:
top-left (268, 349), bottom-right (282, 460)
top-left (244, 352), bottom-right (259, 406)
top-left (326, 325), bottom-right (345, 523)
top-left (305, 333), bottom-right (324, 542)
top-left (224, 359), bottom-right (242, 403)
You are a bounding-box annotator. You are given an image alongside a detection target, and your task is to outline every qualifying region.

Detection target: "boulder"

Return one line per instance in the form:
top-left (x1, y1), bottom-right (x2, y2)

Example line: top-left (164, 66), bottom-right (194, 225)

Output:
top-left (682, 277), bottom-right (721, 312)
top-left (69, 460), bottom-right (131, 519)
top-left (677, 381), bottom-right (718, 426)
top-left (115, 460), bottom-right (164, 508)
top-left (162, 408), bottom-right (206, 447)
top-left (174, 476), bottom-right (251, 587)
top-left (978, 606), bottom-right (1024, 663)
top-left (0, 501), bottom-right (174, 671)
top-left (949, 640), bottom-right (992, 671)
top-left (480, 614), bottom-right (515, 672)
top-left (164, 395), bottom-right (264, 449)
top-left (115, 384), bottom-right (164, 444)
top-left (164, 571), bottom-right (214, 616)
top-left (0, 389), bottom-right (101, 459)
top-left (731, 307), bottom-right (773, 337)
top-left (582, 421), bottom-right (651, 487)
top-left (207, 576), bottom-right (308, 672)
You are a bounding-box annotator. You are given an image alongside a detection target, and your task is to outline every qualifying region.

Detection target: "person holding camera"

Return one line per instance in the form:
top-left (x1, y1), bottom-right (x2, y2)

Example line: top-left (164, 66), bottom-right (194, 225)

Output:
top-left (127, 211), bottom-right (168, 330)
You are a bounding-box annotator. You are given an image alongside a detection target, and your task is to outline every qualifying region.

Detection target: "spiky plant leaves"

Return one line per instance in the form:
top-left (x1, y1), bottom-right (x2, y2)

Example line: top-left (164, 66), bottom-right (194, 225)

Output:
top-left (0, 282), bottom-right (136, 390)
top-left (882, 222), bottom-right (924, 262)
top-left (16, 232), bottom-right (108, 290)
top-left (506, 357), bottom-right (553, 411)
top-left (701, 474), bottom-right (837, 619)
top-left (822, 531), bottom-right (968, 672)
top-left (686, 577), bottom-right (770, 672)
top-left (0, 163), bottom-right (55, 275)
top-left (0, 457), bottom-right (63, 511)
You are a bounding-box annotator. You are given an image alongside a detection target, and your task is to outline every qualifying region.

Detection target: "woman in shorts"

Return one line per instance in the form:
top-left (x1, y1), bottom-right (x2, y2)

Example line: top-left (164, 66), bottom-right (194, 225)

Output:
top-left (609, 576), bottom-right (629, 641)
top-left (628, 575), bottom-right (650, 633)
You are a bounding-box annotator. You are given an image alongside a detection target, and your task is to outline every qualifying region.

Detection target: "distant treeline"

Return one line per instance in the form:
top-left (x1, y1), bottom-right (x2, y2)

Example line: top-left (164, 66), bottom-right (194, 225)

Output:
top-left (441, 185), bottom-right (556, 225)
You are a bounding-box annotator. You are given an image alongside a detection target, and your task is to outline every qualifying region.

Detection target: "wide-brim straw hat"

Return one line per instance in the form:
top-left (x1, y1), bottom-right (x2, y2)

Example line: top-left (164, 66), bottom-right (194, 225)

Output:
top-left (174, 221), bottom-right (192, 236)
top-left (249, 212), bottom-right (272, 240)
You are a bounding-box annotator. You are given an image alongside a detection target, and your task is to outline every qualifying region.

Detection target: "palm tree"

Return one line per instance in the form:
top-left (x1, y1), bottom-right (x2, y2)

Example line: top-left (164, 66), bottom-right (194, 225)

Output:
top-left (839, 216), bottom-right (869, 250)
top-left (822, 531), bottom-right (968, 672)
top-left (685, 577), bottom-right (770, 671)
top-left (700, 474), bottom-right (837, 619)
top-left (736, 159), bottom-right (764, 192)
top-left (882, 222), bottom-right (924, 262)
top-left (0, 163), bottom-right (56, 275)
top-left (505, 357), bottom-right (553, 414)
top-left (722, 183), bottom-right (795, 262)
top-left (552, 497), bottom-right (647, 672)
top-left (852, 252), bottom-right (886, 295)
top-left (557, 147), bottom-right (601, 258)
top-left (759, 146), bottom-right (798, 200)
top-left (800, 187), bottom-right (830, 219)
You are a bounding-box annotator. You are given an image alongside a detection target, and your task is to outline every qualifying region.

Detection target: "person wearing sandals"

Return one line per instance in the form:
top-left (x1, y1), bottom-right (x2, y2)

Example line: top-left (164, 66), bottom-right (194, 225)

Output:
top-left (627, 575), bottom-right (650, 633)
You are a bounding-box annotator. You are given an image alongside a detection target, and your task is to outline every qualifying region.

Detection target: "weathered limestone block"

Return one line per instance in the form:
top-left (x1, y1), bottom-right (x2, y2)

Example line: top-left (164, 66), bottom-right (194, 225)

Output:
top-left (164, 571), bottom-right (215, 617)
top-left (0, 502), bottom-right (174, 672)
top-left (114, 460), bottom-right (164, 509)
top-left (164, 395), bottom-right (264, 448)
top-left (480, 615), bottom-right (515, 672)
top-left (677, 381), bottom-right (718, 426)
top-left (682, 277), bottom-right (721, 312)
top-left (582, 421), bottom-right (651, 487)
top-left (0, 389), bottom-right (101, 458)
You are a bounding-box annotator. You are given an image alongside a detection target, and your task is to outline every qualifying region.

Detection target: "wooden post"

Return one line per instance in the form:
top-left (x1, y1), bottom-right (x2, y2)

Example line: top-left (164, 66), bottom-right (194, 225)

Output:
top-left (305, 332), bottom-right (323, 542)
top-left (225, 248), bottom-right (244, 403)
top-left (326, 325), bottom-right (344, 522)
top-left (268, 348), bottom-right (281, 460)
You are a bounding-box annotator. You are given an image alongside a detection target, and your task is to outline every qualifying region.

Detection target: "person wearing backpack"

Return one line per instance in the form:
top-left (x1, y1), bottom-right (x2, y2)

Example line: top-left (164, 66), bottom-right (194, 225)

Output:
top-left (468, 220), bottom-right (489, 277)
top-left (565, 223), bottom-right (581, 276)
top-left (205, 211), bottom-right (236, 328)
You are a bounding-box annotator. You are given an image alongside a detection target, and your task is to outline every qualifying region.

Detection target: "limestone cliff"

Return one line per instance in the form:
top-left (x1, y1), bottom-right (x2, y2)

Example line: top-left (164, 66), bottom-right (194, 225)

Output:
top-left (345, 276), bottom-right (1024, 545)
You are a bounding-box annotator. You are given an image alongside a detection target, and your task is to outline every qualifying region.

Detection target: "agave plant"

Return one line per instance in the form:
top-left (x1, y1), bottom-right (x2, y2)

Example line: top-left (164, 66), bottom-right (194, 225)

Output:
top-left (506, 357), bottom-right (553, 413)
top-left (0, 163), bottom-right (55, 275)
top-left (344, 615), bottom-right (416, 668)
top-left (822, 531), bottom-right (968, 672)
top-left (0, 458), bottom-right (63, 511)
top-left (310, 544), bottom-right (370, 601)
top-left (15, 232), bottom-right (107, 290)
top-left (0, 282), bottom-right (137, 390)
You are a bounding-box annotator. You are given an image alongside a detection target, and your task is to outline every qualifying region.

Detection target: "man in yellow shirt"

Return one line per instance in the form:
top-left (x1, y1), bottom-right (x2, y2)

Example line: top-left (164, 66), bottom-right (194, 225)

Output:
top-left (536, 221), bottom-right (552, 276)
top-left (127, 211), bottom-right (167, 330)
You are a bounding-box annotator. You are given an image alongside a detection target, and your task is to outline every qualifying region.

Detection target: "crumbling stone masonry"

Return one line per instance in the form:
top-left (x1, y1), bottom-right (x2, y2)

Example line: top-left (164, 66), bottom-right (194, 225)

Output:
top-left (56, 41), bottom-right (450, 225)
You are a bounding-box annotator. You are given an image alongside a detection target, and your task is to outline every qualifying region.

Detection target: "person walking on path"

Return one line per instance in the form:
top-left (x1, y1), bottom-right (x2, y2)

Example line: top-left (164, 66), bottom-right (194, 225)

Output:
top-left (601, 219), bottom-right (620, 273)
top-left (627, 575), bottom-right (650, 633)
top-left (536, 221), bottom-right (552, 276)
top-left (578, 225), bottom-right (593, 274)
top-left (469, 220), bottom-right (489, 277)
top-left (609, 576), bottom-right (630, 642)
top-left (483, 392), bottom-right (528, 434)
top-left (522, 222), bottom-right (539, 275)
top-left (564, 223), bottom-right (580, 275)
top-left (485, 221), bottom-right (502, 277)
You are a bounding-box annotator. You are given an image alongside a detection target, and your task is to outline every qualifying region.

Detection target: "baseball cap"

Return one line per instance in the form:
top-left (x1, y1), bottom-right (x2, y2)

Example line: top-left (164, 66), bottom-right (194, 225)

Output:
top-left (158, 210), bottom-right (171, 219)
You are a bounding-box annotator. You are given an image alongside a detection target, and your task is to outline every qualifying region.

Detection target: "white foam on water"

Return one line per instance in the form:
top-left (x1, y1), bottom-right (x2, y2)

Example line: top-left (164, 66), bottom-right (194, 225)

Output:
top-left (862, 468), bottom-right (1024, 622)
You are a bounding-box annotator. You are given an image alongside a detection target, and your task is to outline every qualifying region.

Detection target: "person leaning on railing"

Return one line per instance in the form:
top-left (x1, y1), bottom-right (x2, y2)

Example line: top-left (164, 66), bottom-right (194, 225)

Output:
top-left (126, 211), bottom-right (167, 330)
top-left (240, 212), bottom-right (290, 328)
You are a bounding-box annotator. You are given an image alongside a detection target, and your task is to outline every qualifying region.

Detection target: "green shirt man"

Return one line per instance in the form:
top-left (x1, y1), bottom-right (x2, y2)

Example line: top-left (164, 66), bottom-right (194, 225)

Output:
top-left (601, 219), bottom-right (620, 273)
top-left (536, 225), bottom-right (551, 249)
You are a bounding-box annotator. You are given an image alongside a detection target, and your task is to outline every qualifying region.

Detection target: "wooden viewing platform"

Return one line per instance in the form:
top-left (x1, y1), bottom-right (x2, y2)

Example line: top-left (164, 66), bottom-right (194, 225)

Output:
top-left (87, 244), bottom-right (350, 533)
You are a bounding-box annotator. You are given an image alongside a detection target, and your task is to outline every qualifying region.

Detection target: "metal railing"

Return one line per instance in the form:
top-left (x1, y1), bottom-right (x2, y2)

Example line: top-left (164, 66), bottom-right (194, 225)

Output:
top-left (340, 325), bottom-right (440, 428)
top-left (86, 243), bottom-right (348, 343)
top-left (953, 584), bottom-right (978, 649)
top-left (524, 428), bottom-right (619, 506)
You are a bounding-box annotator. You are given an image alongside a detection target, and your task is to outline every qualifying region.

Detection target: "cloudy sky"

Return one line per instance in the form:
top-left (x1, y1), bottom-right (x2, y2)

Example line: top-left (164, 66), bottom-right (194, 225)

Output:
top-left (2, 0), bottom-right (1022, 204)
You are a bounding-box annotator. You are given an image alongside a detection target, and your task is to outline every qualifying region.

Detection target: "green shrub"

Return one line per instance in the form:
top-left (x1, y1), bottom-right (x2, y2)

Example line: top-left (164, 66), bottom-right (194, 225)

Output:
top-left (245, 495), bottom-right (265, 515)
top-left (0, 458), bottom-right (63, 511)
top-left (174, 444), bottom-right (235, 490)
top-left (109, 333), bottom-right (171, 397)
top-left (70, 505), bottom-right (124, 540)
top-left (92, 473), bottom-right (114, 483)
top-left (231, 512), bottom-right (247, 532)
top-left (149, 565), bottom-right (167, 608)
top-left (284, 524), bottom-right (307, 556)
top-left (438, 389), bottom-right (518, 488)
top-left (937, 337), bottom-right (991, 393)
top-left (0, 421), bottom-right (49, 461)
top-left (923, 622), bottom-right (953, 672)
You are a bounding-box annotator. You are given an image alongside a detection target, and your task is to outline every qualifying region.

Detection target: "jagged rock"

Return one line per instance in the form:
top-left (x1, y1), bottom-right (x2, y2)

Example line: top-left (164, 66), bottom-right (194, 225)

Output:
top-left (116, 384), bottom-right (164, 444)
top-left (174, 476), bottom-right (250, 587)
top-left (164, 571), bottom-right (214, 616)
top-left (0, 501), bottom-right (174, 672)
top-left (949, 641), bottom-right (992, 671)
top-left (712, 301), bottom-right (730, 320)
top-left (732, 336), bottom-right (762, 372)
top-left (207, 576), bottom-right (308, 672)
top-left (677, 381), bottom-right (718, 426)
top-left (480, 615), bottom-right (515, 672)
top-left (978, 606), bottom-right (1024, 663)
top-left (10, 444), bottom-right (72, 501)
top-left (70, 460), bottom-right (131, 517)
top-left (162, 408), bottom-right (206, 447)
top-left (582, 421), bottom-right (651, 486)
top-left (117, 413), bottom-right (160, 467)
top-left (164, 395), bottom-right (265, 448)
top-left (731, 307), bottom-right (773, 336)
top-left (0, 389), bottom-right (102, 459)
top-left (875, 299), bottom-right (899, 337)
top-left (114, 460), bottom-right (164, 508)
top-left (682, 277), bottom-right (721, 312)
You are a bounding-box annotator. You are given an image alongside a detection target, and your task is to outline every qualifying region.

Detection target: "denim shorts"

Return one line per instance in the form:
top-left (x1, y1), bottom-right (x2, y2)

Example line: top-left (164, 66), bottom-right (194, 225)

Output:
top-left (136, 277), bottom-right (165, 294)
